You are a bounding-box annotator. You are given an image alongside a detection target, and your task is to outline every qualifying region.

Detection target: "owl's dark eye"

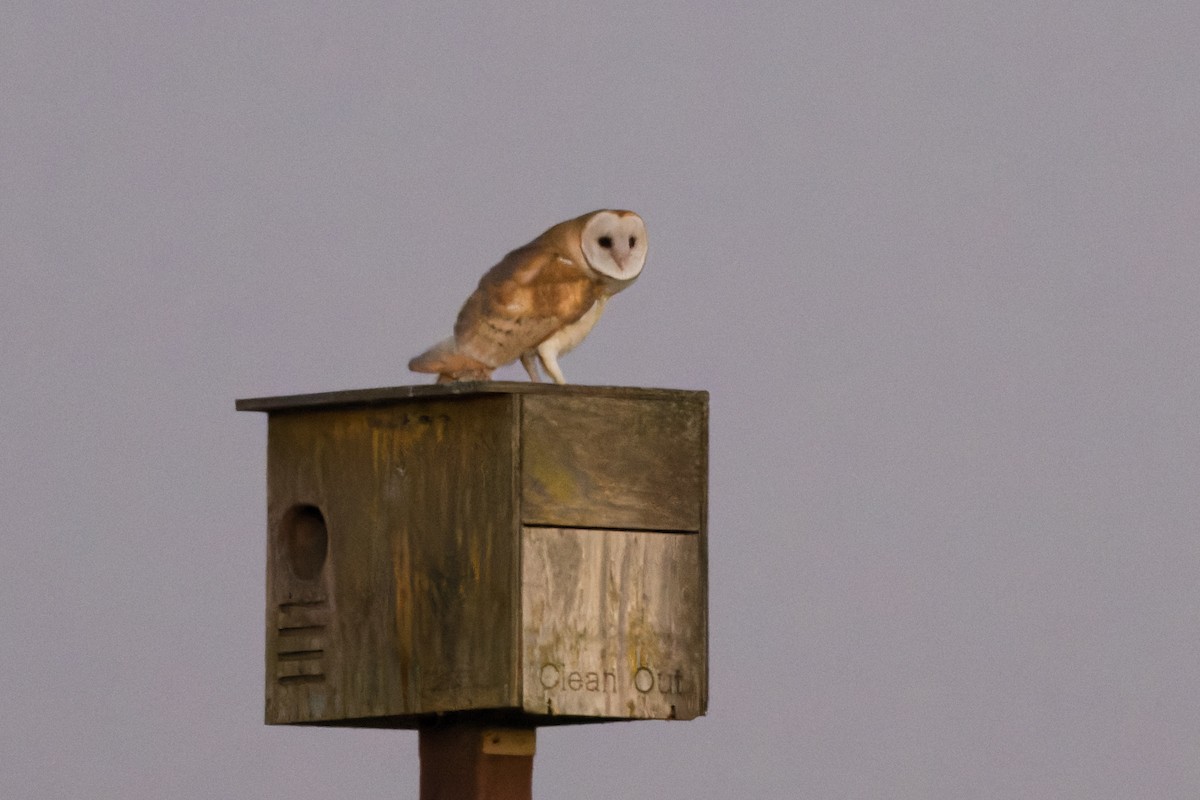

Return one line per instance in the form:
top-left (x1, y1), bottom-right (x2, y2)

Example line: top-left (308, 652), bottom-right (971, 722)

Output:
top-left (598, 236), bottom-right (613, 249)
top-left (629, 236), bottom-right (637, 248)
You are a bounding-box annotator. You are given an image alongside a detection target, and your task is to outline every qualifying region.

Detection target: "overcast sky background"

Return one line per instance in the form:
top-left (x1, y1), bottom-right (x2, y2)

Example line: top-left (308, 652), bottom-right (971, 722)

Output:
top-left (4, 3), bottom-right (1199, 798)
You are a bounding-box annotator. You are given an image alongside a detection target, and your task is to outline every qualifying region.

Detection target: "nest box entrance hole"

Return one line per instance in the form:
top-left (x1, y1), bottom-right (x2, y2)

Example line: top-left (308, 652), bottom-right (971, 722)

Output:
top-left (280, 504), bottom-right (328, 581)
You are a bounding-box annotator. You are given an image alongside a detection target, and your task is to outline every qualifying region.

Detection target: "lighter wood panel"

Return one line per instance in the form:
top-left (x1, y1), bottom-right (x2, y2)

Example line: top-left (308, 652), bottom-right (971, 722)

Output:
top-left (520, 527), bottom-right (707, 720)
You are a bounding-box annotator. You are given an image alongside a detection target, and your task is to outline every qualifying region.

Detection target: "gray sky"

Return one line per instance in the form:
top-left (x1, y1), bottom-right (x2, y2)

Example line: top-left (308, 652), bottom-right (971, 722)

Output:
top-left (3, 2), bottom-right (1199, 797)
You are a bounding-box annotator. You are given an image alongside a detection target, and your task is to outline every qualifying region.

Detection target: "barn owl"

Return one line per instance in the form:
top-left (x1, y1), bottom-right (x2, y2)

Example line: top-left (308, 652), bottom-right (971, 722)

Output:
top-left (409, 210), bottom-right (647, 384)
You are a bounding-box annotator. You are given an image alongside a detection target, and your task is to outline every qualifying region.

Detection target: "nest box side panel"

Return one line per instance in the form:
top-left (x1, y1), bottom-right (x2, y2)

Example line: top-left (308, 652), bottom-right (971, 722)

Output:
top-left (264, 396), bottom-right (520, 726)
top-left (520, 527), bottom-right (707, 720)
top-left (520, 393), bottom-right (706, 532)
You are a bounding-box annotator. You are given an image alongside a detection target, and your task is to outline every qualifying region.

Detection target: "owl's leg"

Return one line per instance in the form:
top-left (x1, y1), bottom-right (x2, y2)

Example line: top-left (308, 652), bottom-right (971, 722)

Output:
top-left (536, 342), bottom-right (567, 385)
top-left (520, 352), bottom-right (542, 383)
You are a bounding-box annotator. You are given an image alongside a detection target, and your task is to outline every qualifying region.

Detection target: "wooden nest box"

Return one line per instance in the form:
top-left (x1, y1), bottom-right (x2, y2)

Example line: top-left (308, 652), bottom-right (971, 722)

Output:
top-left (236, 383), bottom-right (708, 728)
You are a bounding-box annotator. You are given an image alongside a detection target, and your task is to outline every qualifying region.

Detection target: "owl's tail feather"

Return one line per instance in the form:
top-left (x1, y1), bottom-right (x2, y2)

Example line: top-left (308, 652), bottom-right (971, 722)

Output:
top-left (408, 337), bottom-right (495, 382)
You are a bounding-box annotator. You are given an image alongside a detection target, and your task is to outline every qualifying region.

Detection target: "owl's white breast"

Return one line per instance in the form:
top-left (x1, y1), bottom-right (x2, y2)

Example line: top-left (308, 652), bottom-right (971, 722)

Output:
top-left (538, 296), bottom-right (608, 358)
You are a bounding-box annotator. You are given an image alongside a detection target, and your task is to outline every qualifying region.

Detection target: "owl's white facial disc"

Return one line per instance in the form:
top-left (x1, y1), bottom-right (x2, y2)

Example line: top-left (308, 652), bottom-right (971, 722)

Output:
top-left (580, 211), bottom-right (647, 281)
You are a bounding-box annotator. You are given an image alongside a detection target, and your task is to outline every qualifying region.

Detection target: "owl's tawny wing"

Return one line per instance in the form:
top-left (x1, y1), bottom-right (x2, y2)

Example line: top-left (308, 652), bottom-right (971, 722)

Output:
top-left (454, 244), bottom-right (600, 369)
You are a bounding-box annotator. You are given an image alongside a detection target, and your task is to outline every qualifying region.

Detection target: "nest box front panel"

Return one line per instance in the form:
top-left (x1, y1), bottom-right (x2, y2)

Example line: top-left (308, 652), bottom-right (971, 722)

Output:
top-left (264, 397), bottom-right (520, 726)
top-left (516, 390), bottom-right (708, 721)
top-left (520, 393), bottom-right (706, 532)
top-left (520, 526), bottom-right (707, 720)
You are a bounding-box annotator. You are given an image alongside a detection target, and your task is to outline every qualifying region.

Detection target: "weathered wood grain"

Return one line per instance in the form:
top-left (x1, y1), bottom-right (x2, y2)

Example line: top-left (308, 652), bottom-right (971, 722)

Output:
top-left (520, 526), bottom-right (707, 720)
top-left (264, 396), bottom-right (520, 724)
top-left (520, 393), bottom-right (706, 532)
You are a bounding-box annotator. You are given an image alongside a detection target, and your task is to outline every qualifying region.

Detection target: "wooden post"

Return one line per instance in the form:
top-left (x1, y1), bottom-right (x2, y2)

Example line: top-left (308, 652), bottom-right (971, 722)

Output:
top-left (418, 723), bottom-right (535, 800)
